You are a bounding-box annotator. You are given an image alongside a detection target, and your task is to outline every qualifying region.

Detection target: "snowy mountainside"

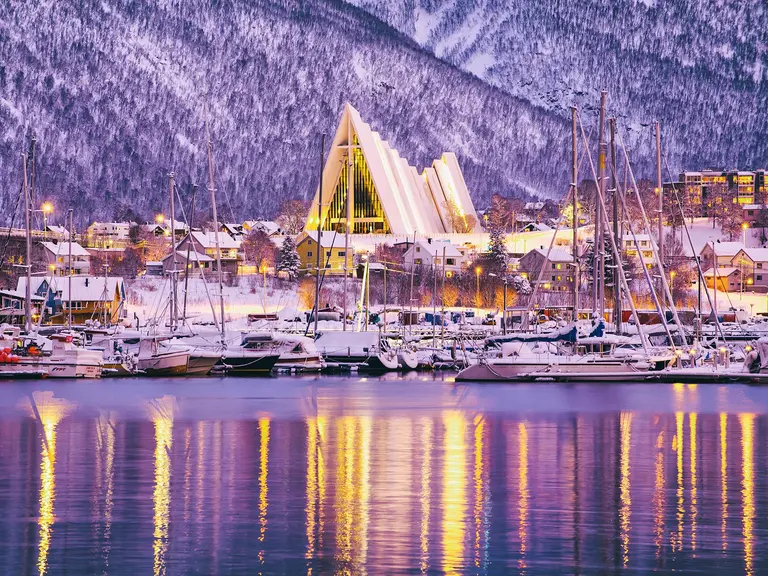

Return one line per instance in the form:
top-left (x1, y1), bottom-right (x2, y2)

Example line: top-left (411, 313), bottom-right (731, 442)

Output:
top-left (348, 0), bottom-right (768, 174)
top-left (0, 0), bottom-right (567, 226)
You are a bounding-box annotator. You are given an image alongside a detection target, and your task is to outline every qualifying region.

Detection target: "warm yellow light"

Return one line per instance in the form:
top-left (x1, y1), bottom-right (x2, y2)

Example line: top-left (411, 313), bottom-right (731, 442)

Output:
top-left (742, 222), bottom-right (749, 230)
top-left (41, 202), bottom-right (53, 214)
top-left (48, 264), bottom-right (55, 271)
top-left (475, 267), bottom-right (482, 275)
top-left (747, 278), bottom-right (754, 285)
top-left (155, 214), bottom-right (165, 224)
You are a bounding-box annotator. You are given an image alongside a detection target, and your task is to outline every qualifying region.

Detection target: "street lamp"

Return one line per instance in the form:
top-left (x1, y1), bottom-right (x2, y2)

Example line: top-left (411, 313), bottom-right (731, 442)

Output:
top-left (41, 202), bottom-right (53, 240)
top-left (260, 263), bottom-right (268, 314)
top-left (670, 270), bottom-right (676, 306)
top-left (475, 266), bottom-right (482, 316)
top-left (743, 222), bottom-right (749, 245)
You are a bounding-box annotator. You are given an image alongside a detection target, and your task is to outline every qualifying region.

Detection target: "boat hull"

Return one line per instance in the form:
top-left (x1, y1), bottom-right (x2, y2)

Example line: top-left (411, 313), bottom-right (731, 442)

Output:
top-left (187, 353), bottom-right (222, 376)
top-left (217, 352), bottom-right (281, 374)
top-left (138, 352), bottom-right (190, 376)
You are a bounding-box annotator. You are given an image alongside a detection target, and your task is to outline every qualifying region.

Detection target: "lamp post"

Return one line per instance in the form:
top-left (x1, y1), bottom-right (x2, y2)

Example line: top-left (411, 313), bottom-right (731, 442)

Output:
top-left (743, 222), bottom-right (749, 246)
top-left (261, 263), bottom-right (268, 314)
top-left (475, 266), bottom-right (482, 317)
top-left (41, 202), bottom-right (53, 240)
top-left (669, 270), bottom-right (676, 307)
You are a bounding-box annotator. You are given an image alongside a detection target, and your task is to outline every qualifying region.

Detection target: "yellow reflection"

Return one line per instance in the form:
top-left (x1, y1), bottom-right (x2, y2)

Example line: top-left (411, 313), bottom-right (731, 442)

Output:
top-left (317, 417), bottom-right (326, 549)
top-left (149, 397), bottom-right (174, 576)
top-left (306, 417), bottom-right (318, 571)
top-left (653, 431), bottom-right (665, 558)
top-left (518, 422), bottom-right (529, 572)
top-left (689, 413), bottom-right (698, 553)
top-left (720, 413), bottom-right (728, 551)
top-left (619, 412), bottom-right (632, 566)
top-left (673, 412), bottom-right (684, 552)
top-left (22, 391), bottom-right (75, 576)
top-left (473, 416), bottom-right (485, 569)
top-left (335, 416), bottom-right (356, 566)
top-left (420, 419), bottom-right (433, 574)
top-left (258, 418), bottom-right (270, 565)
top-left (740, 413), bottom-right (756, 576)
top-left (358, 416), bottom-right (371, 568)
top-left (97, 413), bottom-right (116, 565)
top-left (442, 412), bottom-right (467, 575)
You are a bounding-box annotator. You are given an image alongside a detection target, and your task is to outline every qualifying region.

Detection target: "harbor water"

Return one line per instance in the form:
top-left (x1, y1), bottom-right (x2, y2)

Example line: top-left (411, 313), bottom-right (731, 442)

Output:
top-left (1, 375), bottom-right (767, 574)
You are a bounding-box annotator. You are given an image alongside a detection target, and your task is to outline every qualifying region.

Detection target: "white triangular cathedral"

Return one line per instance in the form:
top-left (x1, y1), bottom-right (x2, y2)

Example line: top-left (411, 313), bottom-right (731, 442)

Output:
top-left (305, 103), bottom-right (481, 235)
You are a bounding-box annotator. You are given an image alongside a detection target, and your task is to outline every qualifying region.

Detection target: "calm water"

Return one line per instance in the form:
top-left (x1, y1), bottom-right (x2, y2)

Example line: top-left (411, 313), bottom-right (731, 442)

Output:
top-left (1, 376), bottom-right (768, 575)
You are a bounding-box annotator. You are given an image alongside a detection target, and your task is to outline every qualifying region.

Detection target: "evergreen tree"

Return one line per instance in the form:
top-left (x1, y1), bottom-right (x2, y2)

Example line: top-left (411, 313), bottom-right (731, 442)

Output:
top-left (276, 236), bottom-right (300, 279)
top-left (487, 225), bottom-right (507, 273)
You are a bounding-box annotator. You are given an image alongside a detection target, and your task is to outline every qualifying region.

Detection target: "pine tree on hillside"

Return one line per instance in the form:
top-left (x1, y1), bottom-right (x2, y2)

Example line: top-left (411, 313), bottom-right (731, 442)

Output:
top-left (276, 236), bottom-right (300, 280)
top-left (488, 225), bottom-right (507, 273)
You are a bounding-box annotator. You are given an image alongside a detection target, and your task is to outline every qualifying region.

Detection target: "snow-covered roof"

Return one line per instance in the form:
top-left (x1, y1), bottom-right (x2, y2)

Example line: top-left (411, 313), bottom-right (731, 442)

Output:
top-left (297, 231), bottom-right (352, 249)
top-left (45, 225), bottom-right (71, 238)
top-left (191, 231), bottom-right (240, 250)
top-left (247, 220), bottom-right (282, 235)
top-left (17, 275), bottom-right (125, 301)
top-left (701, 241), bottom-right (744, 257)
top-left (735, 248), bottom-right (768, 263)
top-left (702, 267), bottom-right (739, 278)
top-left (41, 241), bottom-right (90, 257)
top-left (406, 240), bottom-right (462, 258)
top-left (742, 204), bottom-right (766, 210)
top-left (527, 247), bottom-right (573, 262)
top-left (162, 250), bottom-right (214, 263)
top-left (0, 289), bottom-right (44, 302)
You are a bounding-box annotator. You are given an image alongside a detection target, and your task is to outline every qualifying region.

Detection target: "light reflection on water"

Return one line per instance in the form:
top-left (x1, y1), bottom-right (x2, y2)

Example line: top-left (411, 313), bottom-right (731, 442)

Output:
top-left (0, 377), bottom-right (767, 573)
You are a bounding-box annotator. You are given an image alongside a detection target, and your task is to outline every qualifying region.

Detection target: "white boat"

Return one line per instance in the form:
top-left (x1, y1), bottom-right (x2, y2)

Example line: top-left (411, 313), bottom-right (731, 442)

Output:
top-left (185, 348), bottom-right (222, 375)
top-left (0, 331), bottom-right (103, 378)
top-left (315, 331), bottom-right (398, 371)
top-left (137, 338), bottom-right (189, 376)
top-left (456, 341), bottom-right (673, 382)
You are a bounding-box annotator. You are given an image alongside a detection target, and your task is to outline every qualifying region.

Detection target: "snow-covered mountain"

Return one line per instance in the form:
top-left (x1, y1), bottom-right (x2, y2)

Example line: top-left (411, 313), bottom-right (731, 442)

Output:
top-left (349, 0), bottom-right (767, 169)
top-left (0, 0), bottom-right (765, 225)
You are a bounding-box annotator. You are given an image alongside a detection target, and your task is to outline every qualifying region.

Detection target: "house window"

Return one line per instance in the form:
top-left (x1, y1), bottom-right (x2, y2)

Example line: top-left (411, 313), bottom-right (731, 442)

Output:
top-left (307, 251), bottom-right (312, 257)
top-left (446, 258), bottom-right (455, 265)
top-left (551, 276), bottom-right (556, 281)
top-left (326, 251), bottom-right (331, 257)
top-left (556, 263), bottom-right (562, 270)
top-left (551, 264), bottom-right (556, 270)
top-left (338, 251), bottom-right (345, 257)
top-left (758, 263), bottom-right (763, 269)
top-left (416, 247), bottom-right (420, 252)
top-left (557, 276), bottom-right (562, 281)
top-left (758, 275), bottom-right (763, 281)
top-left (415, 258), bottom-right (422, 265)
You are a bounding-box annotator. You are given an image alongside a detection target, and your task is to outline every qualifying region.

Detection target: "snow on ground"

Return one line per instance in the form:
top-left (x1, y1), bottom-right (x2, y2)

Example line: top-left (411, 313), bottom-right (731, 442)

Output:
top-left (125, 276), bottom-right (300, 330)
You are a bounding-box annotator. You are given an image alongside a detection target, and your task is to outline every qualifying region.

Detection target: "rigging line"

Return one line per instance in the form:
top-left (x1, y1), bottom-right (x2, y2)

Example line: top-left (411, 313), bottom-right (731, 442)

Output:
top-left (612, 125), bottom-right (685, 334)
top-left (0, 182), bottom-right (24, 270)
top-left (523, 121), bottom-right (594, 324)
top-left (577, 112), bottom-right (652, 352)
top-left (661, 154), bottom-right (726, 342)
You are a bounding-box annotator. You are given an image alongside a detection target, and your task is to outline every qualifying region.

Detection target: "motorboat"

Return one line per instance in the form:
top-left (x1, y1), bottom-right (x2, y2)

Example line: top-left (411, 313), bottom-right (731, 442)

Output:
top-left (315, 331), bottom-right (398, 371)
top-left (216, 334), bottom-right (281, 374)
top-left (0, 329), bottom-right (102, 378)
top-left (185, 348), bottom-right (222, 376)
top-left (137, 338), bottom-right (189, 376)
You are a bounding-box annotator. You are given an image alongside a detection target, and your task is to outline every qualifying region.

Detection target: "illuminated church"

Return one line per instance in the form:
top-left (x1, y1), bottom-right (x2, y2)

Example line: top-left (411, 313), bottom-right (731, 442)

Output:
top-left (304, 104), bottom-right (481, 236)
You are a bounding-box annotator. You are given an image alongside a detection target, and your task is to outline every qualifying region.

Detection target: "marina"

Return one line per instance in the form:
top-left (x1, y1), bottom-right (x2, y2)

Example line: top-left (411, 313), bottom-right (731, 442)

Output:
top-left (1, 375), bottom-right (767, 573)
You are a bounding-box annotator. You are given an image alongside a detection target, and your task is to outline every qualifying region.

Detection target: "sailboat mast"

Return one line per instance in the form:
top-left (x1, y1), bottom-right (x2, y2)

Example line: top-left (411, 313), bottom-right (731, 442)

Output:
top-left (169, 171), bottom-right (177, 333)
top-left (182, 185), bottom-right (197, 324)
top-left (344, 116), bottom-right (352, 331)
top-left (205, 106), bottom-right (226, 343)
top-left (22, 154), bottom-right (31, 334)
top-left (571, 106), bottom-right (579, 324)
top-left (68, 208), bottom-right (73, 330)
top-left (596, 90), bottom-right (607, 321)
top-left (655, 121), bottom-right (664, 305)
top-left (610, 118), bottom-right (621, 332)
top-left (313, 133), bottom-right (325, 337)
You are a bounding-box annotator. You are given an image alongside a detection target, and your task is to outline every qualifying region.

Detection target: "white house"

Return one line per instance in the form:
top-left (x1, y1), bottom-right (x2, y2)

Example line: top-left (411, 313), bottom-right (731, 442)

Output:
top-left (403, 239), bottom-right (464, 274)
top-left (87, 222), bottom-right (132, 242)
top-left (40, 241), bottom-right (90, 276)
